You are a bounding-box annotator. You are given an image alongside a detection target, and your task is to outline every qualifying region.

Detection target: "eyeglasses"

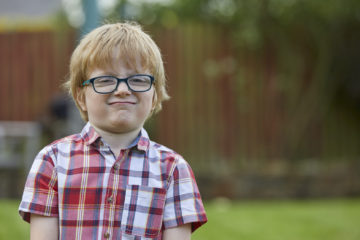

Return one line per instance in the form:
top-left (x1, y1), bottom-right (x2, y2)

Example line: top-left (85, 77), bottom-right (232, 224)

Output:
top-left (82, 74), bottom-right (155, 94)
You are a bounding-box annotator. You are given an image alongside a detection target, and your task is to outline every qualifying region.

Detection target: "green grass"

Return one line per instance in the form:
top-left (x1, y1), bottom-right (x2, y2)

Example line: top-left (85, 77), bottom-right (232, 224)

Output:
top-left (1, 198), bottom-right (360, 239)
top-left (0, 200), bottom-right (29, 239)
top-left (193, 198), bottom-right (360, 240)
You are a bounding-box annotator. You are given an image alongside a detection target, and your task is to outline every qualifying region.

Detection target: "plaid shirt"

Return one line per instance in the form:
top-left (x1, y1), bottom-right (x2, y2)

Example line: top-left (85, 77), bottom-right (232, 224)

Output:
top-left (19, 123), bottom-right (207, 239)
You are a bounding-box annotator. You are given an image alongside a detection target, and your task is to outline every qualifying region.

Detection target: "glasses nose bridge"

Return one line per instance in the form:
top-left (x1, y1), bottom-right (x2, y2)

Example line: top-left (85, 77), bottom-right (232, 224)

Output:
top-left (114, 77), bottom-right (130, 92)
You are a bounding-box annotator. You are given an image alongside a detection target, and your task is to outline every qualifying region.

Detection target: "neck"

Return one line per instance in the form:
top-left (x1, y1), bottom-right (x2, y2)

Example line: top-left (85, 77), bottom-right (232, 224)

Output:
top-left (92, 125), bottom-right (141, 157)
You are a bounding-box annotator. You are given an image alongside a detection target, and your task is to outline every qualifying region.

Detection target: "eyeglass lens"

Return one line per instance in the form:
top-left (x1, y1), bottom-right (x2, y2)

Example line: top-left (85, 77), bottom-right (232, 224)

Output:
top-left (93, 75), bottom-right (152, 93)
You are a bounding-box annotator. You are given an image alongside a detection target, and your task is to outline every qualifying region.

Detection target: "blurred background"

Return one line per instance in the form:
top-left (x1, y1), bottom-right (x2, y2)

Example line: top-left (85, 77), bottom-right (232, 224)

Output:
top-left (0, 0), bottom-right (360, 239)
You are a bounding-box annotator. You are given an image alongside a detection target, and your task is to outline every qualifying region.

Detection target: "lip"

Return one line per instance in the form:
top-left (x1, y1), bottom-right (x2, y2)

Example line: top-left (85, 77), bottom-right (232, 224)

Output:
top-left (108, 101), bottom-right (136, 105)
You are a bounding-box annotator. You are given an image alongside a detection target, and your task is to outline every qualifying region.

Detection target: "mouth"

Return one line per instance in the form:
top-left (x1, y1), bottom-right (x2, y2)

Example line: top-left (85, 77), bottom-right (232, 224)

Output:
top-left (108, 101), bottom-right (136, 105)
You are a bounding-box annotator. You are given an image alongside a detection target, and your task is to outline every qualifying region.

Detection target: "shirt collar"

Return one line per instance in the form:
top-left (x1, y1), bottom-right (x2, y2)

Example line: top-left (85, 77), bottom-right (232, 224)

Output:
top-left (136, 128), bottom-right (150, 152)
top-left (80, 122), bottom-right (101, 146)
top-left (127, 128), bottom-right (150, 152)
top-left (80, 122), bottom-right (150, 151)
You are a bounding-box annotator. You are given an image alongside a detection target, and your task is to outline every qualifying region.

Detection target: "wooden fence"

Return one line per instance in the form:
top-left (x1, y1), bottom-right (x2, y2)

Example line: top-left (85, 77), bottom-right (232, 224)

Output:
top-left (0, 30), bottom-right (75, 121)
top-left (1, 25), bottom-right (359, 199)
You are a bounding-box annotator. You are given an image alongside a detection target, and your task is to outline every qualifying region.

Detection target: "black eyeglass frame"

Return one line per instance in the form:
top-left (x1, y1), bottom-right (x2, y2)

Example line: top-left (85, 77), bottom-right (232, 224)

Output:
top-left (82, 74), bottom-right (155, 94)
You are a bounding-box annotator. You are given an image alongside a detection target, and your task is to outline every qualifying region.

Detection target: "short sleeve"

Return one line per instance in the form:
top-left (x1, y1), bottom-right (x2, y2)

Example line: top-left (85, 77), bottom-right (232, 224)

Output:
top-left (163, 157), bottom-right (207, 232)
top-left (19, 146), bottom-right (59, 223)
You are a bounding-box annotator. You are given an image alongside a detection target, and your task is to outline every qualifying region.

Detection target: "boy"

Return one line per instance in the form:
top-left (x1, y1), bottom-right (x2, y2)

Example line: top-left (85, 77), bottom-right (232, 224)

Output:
top-left (19, 22), bottom-right (207, 239)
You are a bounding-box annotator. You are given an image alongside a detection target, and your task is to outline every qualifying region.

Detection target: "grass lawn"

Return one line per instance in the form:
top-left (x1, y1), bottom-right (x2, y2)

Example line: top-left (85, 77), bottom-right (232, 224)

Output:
top-left (193, 198), bottom-right (360, 240)
top-left (0, 200), bottom-right (29, 239)
top-left (1, 198), bottom-right (359, 239)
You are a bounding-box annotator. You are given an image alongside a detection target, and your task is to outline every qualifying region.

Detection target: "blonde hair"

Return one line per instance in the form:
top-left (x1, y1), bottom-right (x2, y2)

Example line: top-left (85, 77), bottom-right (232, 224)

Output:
top-left (64, 22), bottom-right (170, 121)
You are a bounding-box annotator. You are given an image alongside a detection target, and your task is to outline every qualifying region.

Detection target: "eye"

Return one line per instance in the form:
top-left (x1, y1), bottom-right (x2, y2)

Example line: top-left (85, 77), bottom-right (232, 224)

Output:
top-left (94, 77), bottom-right (117, 86)
top-left (128, 76), bottom-right (151, 86)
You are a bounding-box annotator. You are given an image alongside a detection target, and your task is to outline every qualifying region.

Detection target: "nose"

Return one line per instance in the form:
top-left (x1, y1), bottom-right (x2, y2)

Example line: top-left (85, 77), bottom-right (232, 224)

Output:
top-left (114, 81), bottom-right (131, 95)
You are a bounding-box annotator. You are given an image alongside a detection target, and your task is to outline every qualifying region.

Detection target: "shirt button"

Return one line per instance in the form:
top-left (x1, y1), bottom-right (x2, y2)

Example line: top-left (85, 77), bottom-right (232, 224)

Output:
top-left (107, 196), bottom-right (113, 204)
top-left (104, 232), bottom-right (110, 238)
top-left (113, 164), bottom-right (120, 170)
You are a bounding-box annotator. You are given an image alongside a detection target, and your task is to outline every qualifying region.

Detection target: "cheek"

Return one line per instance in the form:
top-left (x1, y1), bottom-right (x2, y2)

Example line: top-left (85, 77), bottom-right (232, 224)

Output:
top-left (83, 91), bottom-right (107, 113)
top-left (138, 94), bottom-right (154, 116)
top-left (145, 92), bottom-right (155, 111)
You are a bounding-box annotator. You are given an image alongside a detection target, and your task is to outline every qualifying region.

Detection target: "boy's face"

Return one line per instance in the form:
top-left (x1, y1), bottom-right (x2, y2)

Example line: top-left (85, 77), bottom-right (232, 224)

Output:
top-left (77, 55), bottom-right (155, 134)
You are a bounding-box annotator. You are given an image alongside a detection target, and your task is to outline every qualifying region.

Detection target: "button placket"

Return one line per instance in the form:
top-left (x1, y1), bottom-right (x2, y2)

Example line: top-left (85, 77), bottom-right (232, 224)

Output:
top-left (101, 144), bottom-right (119, 239)
top-left (104, 149), bottom-right (129, 238)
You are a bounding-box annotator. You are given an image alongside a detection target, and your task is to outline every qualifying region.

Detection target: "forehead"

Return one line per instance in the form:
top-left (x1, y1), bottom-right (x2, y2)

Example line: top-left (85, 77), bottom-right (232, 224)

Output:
top-left (112, 47), bottom-right (147, 71)
top-left (86, 46), bottom-right (152, 78)
top-left (89, 56), bottom-right (149, 78)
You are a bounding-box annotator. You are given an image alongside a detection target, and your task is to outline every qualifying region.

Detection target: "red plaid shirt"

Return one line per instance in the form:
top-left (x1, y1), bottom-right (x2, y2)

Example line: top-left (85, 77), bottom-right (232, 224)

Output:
top-left (19, 123), bottom-right (207, 239)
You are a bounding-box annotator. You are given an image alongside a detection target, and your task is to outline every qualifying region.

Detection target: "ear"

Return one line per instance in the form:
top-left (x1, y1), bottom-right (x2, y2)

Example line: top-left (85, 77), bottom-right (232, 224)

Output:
top-left (151, 90), bottom-right (157, 112)
top-left (76, 89), bottom-right (87, 111)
